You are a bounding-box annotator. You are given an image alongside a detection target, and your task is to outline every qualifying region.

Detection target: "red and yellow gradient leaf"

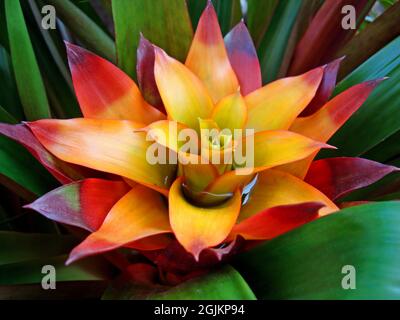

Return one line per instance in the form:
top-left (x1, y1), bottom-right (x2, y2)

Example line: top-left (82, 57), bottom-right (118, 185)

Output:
top-left (249, 130), bottom-right (332, 171)
top-left (291, 80), bottom-right (383, 142)
top-left (230, 202), bottom-right (324, 240)
top-left (300, 57), bottom-right (343, 117)
top-left (185, 2), bottom-right (239, 103)
top-left (0, 123), bottom-right (85, 184)
top-left (27, 118), bottom-right (176, 195)
top-left (25, 179), bottom-right (130, 231)
top-left (245, 67), bottom-right (323, 132)
top-left (224, 21), bottom-right (262, 96)
top-left (278, 79), bottom-right (383, 179)
top-left (67, 185), bottom-right (171, 264)
top-left (304, 157), bottom-right (400, 200)
top-left (136, 35), bottom-right (165, 113)
top-left (239, 169), bottom-right (338, 222)
top-left (169, 177), bottom-right (241, 260)
top-left (154, 47), bottom-right (213, 131)
top-left (204, 130), bottom-right (332, 195)
top-left (66, 42), bottom-right (164, 123)
top-left (212, 92), bottom-right (247, 131)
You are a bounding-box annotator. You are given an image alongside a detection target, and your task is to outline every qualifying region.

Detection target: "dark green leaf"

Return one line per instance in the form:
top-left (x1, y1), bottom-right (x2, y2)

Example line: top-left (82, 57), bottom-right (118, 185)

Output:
top-left (46, 0), bottom-right (115, 62)
top-left (0, 231), bottom-right (77, 265)
top-left (246, 0), bottom-right (278, 47)
top-left (257, 0), bottom-right (303, 83)
top-left (103, 265), bottom-right (256, 300)
top-left (5, 0), bottom-right (50, 120)
top-left (0, 46), bottom-right (24, 120)
top-left (187, 0), bottom-right (241, 35)
top-left (0, 135), bottom-right (57, 199)
top-left (363, 129), bottom-right (400, 163)
top-left (0, 105), bottom-right (17, 124)
top-left (234, 201), bottom-right (400, 299)
top-left (0, 255), bottom-right (112, 285)
top-left (112, 0), bottom-right (193, 80)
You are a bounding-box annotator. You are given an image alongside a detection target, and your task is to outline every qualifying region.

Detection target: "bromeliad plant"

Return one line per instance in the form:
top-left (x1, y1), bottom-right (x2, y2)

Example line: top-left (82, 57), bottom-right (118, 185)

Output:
top-left (1, 0), bottom-right (400, 299)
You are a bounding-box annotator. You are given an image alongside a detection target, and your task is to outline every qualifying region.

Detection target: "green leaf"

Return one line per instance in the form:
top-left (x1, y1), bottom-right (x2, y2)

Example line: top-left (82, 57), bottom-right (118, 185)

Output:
top-left (0, 105), bottom-right (17, 124)
top-left (319, 36), bottom-right (400, 159)
top-left (103, 265), bottom-right (256, 300)
top-left (257, 0), bottom-right (303, 84)
top-left (0, 255), bottom-right (112, 285)
top-left (187, 0), bottom-right (241, 35)
top-left (246, 0), bottom-right (278, 47)
top-left (112, 0), bottom-right (193, 80)
top-left (0, 134), bottom-right (57, 199)
top-left (0, 45), bottom-right (24, 120)
top-left (0, 231), bottom-right (77, 265)
top-left (46, 0), bottom-right (115, 62)
top-left (27, 21), bottom-right (81, 119)
top-left (5, 0), bottom-right (50, 120)
top-left (234, 201), bottom-right (400, 299)
top-left (0, 232), bottom-right (113, 285)
top-left (27, 0), bottom-right (72, 90)
top-left (363, 129), bottom-right (400, 163)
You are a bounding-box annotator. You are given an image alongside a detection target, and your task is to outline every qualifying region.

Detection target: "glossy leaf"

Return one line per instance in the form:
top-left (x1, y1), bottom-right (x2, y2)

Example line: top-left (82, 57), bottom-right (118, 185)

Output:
top-left (169, 177), bottom-right (241, 260)
top-left (28, 118), bottom-right (176, 195)
top-left (5, 0), bottom-right (50, 120)
top-left (234, 202), bottom-right (400, 299)
top-left (245, 67), bottom-right (323, 131)
top-left (112, 0), bottom-right (193, 79)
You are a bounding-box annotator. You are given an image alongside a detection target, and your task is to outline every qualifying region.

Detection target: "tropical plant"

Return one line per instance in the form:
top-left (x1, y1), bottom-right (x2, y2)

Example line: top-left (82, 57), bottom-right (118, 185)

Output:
top-left (0, 0), bottom-right (400, 300)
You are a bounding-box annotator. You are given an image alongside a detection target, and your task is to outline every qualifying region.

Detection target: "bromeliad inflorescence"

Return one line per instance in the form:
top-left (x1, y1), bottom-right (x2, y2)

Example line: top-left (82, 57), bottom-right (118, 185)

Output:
top-left (0, 2), bottom-right (397, 284)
